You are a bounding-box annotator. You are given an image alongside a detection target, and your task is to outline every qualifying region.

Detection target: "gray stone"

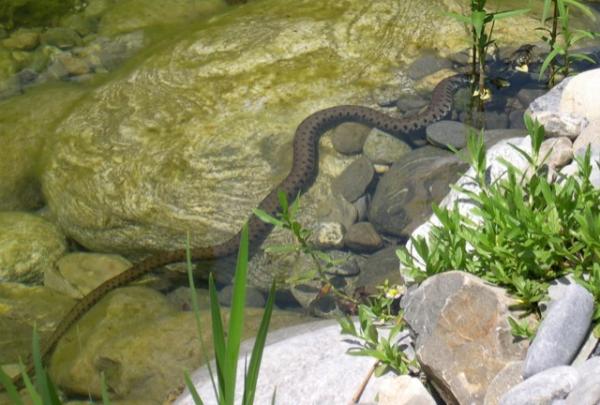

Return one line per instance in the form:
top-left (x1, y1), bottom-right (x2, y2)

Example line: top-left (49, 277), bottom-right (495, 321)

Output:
top-left (573, 121), bottom-right (600, 153)
top-left (332, 156), bottom-right (374, 202)
top-left (539, 137), bottom-right (573, 169)
top-left (516, 88), bottom-right (548, 108)
top-left (357, 246), bottom-right (403, 295)
top-left (484, 361), bottom-right (525, 405)
top-left (344, 222), bottom-right (383, 253)
top-left (509, 109), bottom-right (527, 129)
top-left (407, 53), bottom-right (453, 80)
top-left (499, 366), bottom-right (579, 405)
top-left (331, 122), bottom-right (371, 155)
top-left (483, 110), bottom-right (510, 129)
top-left (363, 128), bottom-right (412, 164)
top-left (403, 272), bottom-right (530, 405)
top-left (368, 147), bottom-right (467, 238)
top-left (396, 94), bottom-right (428, 113)
top-left (2, 29), bottom-right (40, 50)
top-left (312, 221), bottom-right (345, 249)
top-left (218, 284), bottom-right (266, 308)
top-left (176, 321), bottom-right (398, 404)
top-left (353, 194), bottom-right (369, 221)
top-left (426, 120), bottom-right (476, 150)
top-left (317, 194), bottom-right (358, 231)
top-left (41, 27), bottom-right (82, 49)
top-left (377, 375), bottom-right (436, 405)
top-left (524, 283), bottom-right (594, 378)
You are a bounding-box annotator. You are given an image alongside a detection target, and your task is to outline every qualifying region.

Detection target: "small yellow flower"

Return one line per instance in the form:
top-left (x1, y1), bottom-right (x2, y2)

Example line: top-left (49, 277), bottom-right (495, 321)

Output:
top-left (385, 285), bottom-right (406, 299)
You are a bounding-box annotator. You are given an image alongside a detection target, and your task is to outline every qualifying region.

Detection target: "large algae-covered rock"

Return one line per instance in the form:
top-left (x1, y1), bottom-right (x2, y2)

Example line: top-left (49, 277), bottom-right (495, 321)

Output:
top-left (0, 85), bottom-right (86, 210)
top-left (0, 211), bottom-right (67, 283)
top-left (50, 286), bottom-right (308, 402)
top-left (0, 282), bottom-right (75, 364)
top-left (41, 0), bottom-right (540, 287)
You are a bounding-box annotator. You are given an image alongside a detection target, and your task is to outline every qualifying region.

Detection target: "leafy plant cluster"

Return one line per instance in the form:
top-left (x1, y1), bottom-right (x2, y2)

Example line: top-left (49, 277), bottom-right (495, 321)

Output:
top-left (397, 115), bottom-right (600, 336)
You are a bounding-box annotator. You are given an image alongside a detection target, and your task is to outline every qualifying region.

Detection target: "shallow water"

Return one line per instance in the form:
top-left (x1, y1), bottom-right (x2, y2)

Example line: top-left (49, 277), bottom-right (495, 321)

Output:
top-left (1, 0), bottom-right (600, 402)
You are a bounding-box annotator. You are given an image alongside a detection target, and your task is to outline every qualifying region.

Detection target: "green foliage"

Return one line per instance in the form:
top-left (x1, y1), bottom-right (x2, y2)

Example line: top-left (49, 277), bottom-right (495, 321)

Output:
top-left (0, 0), bottom-right (79, 30)
top-left (398, 116), bottom-right (600, 331)
top-left (446, 1), bottom-right (529, 105)
top-left (507, 316), bottom-right (537, 340)
top-left (538, 0), bottom-right (597, 86)
top-left (254, 191), bottom-right (355, 305)
top-left (184, 224), bottom-right (276, 405)
top-left (339, 304), bottom-right (416, 377)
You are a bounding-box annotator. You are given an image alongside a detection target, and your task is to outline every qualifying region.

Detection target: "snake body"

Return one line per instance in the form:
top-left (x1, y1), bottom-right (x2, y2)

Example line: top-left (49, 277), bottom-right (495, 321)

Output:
top-left (10, 73), bottom-right (468, 388)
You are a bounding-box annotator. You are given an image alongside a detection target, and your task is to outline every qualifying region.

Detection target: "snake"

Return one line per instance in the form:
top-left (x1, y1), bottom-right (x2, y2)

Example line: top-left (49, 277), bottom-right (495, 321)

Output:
top-left (8, 72), bottom-right (469, 390)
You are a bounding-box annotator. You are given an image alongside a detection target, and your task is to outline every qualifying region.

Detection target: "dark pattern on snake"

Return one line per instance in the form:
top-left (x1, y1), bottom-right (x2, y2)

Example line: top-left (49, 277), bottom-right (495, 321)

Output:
top-left (9, 73), bottom-right (469, 389)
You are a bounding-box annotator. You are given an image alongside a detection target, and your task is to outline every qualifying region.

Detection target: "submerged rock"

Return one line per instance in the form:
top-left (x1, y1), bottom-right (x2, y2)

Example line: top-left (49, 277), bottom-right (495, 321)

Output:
top-left (0, 212), bottom-right (67, 283)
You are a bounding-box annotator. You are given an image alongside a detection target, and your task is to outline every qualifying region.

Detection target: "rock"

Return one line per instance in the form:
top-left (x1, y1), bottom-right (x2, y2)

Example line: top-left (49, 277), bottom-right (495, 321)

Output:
top-left (317, 195), bottom-right (358, 231)
top-left (41, 28), bottom-right (82, 49)
top-left (565, 357), bottom-right (600, 405)
top-left (356, 246), bottom-right (403, 295)
top-left (50, 286), bottom-right (306, 401)
top-left (499, 366), bottom-right (579, 405)
top-left (368, 147), bottom-right (467, 238)
top-left (56, 54), bottom-right (91, 76)
top-left (426, 120), bottom-right (476, 150)
top-left (2, 29), bottom-right (40, 50)
top-left (407, 53), bottom-right (453, 81)
top-left (44, 253), bottom-right (132, 299)
top-left (484, 361), bottom-right (525, 405)
top-left (60, 13), bottom-right (99, 37)
top-left (573, 121), bottom-right (600, 153)
top-left (483, 110), bottom-right (510, 129)
top-left (402, 272), bottom-right (530, 405)
top-left (165, 286), bottom-right (210, 311)
top-left (0, 283), bottom-right (75, 364)
top-left (527, 77), bottom-right (588, 139)
top-left (560, 68), bottom-right (600, 123)
top-left (332, 156), bottom-right (374, 202)
top-left (377, 375), bottom-right (436, 405)
top-left (0, 212), bottom-right (67, 283)
top-left (560, 146), bottom-right (600, 188)
top-left (363, 128), bottom-right (412, 164)
top-left (396, 94), bottom-right (428, 113)
top-left (42, 0), bottom-right (471, 263)
top-left (353, 194), bottom-right (369, 221)
top-left (175, 320), bottom-right (398, 404)
top-left (312, 222), bottom-right (345, 249)
top-left (218, 284), bottom-right (266, 308)
top-left (539, 137), bottom-right (573, 168)
top-left (0, 85), bottom-right (85, 210)
top-left (516, 88), bottom-right (548, 108)
top-left (343, 222), bottom-right (383, 253)
top-left (509, 109), bottom-right (527, 129)
top-left (331, 122), bottom-right (371, 155)
top-left (523, 283), bottom-right (594, 378)
top-left (96, 31), bottom-right (145, 71)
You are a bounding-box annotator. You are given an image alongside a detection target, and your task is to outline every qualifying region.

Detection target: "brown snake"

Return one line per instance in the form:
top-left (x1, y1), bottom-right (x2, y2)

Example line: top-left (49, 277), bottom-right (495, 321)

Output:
top-left (9, 73), bottom-right (469, 389)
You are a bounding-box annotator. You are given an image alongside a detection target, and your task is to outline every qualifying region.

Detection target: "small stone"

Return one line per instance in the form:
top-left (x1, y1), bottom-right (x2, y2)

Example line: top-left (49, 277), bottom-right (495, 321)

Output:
top-left (483, 110), bottom-right (509, 129)
top-left (343, 222), bottom-right (383, 253)
top-left (516, 88), bottom-right (548, 108)
top-left (373, 163), bottom-right (389, 173)
top-left (330, 122), bottom-right (371, 155)
top-left (531, 111), bottom-right (587, 139)
top-left (312, 222), bottom-right (345, 249)
top-left (426, 120), bottom-right (475, 150)
top-left (484, 361), bottom-right (524, 405)
top-left (363, 128), bottom-right (411, 164)
top-left (41, 27), bottom-right (82, 49)
top-left (353, 195), bottom-right (369, 222)
top-left (2, 29), bottom-right (40, 50)
top-left (57, 54), bottom-right (90, 76)
top-left (316, 195), bottom-right (358, 231)
top-left (377, 375), bottom-right (436, 405)
top-left (407, 53), bottom-right (453, 81)
top-left (523, 283), bottom-right (594, 378)
top-left (499, 366), bottom-right (579, 405)
top-left (396, 94), bottom-right (428, 113)
top-left (218, 284), bottom-right (266, 308)
top-left (332, 156), bottom-right (374, 202)
top-left (356, 246), bottom-right (403, 295)
top-left (509, 109), bottom-right (527, 129)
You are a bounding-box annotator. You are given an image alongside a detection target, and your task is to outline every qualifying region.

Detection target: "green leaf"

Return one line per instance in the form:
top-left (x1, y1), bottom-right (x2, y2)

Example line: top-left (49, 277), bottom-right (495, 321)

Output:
top-left (252, 209), bottom-right (284, 228)
top-left (277, 190), bottom-right (289, 216)
top-left (243, 281), bottom-right (276, 405)
top-left (539, 47), bottom-right (562, 78)
top-left (0, 366), bottom-right (24, 405)
top-left (445, 11), bottom-right (471, 24)
top-left (208, 273), bottom-right (227, 403)
top-left (184, 370), bottom-right (204, 405)
top-left (490, 8), bottom-right (530, 21)
top-left (101, 372), bottom-right (112, 405)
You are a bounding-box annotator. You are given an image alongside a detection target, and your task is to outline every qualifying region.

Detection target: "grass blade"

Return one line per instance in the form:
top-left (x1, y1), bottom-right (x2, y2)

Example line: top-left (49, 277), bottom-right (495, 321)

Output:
top-left (242, 281), bottom-right (276, 405)
top-left (208, 273), bottom-right (228, 403)
top-left (0, 366), bottom-right (24, 405)
top-left (224, 224), bottom-right (250, 404)
top-left (184, 370), bottom-right (204, 405)
top-left (100, 372), bottom-right (111, 405)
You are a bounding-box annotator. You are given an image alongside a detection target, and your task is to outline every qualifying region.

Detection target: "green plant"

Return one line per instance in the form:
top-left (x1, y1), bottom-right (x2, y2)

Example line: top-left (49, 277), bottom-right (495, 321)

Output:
top-left (253, 191), bottom-right (357, 308)
top-left (538, 0), bottom-right (597, 86)
top-left (184, 224), bottom-right (276, 405)
top-left (507, 316), bottom-right (537, 340)
top-left (0, 0), bottom-right (79, 30)
top-left (0, 325), bottom-right (112, 404)
top-left (397, 115), bottom-right (600, 335)
top-left (447, 1), bottom-right (529, 107)
top-left (338, 304), bottom-right (416, 378)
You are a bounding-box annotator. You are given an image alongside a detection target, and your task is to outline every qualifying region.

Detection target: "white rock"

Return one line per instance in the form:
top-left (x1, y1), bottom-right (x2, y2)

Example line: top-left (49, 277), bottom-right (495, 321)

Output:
top-left (560, 68), bottom-right (600, 123)
top-left (377, 375), bottom-right (436, 405)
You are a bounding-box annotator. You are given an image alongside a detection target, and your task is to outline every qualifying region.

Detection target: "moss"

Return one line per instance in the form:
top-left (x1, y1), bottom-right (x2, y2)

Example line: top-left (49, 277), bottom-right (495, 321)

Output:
top-left (0, 0), bottom-right (77, 30)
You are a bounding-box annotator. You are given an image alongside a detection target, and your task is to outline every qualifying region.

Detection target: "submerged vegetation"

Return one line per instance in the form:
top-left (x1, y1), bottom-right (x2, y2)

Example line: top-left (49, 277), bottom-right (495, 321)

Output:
top-left (0, 0), bottom-right (80, 30)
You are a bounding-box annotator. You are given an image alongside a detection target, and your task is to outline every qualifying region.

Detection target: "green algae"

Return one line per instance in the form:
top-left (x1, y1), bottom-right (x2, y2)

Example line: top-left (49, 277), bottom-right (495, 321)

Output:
top-left (0, 0), bottom-right (77, 30)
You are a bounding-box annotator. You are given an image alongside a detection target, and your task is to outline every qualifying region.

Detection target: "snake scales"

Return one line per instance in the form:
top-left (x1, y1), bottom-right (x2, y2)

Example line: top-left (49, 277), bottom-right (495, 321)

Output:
top-left (9, 72), bottom-right (468, 389)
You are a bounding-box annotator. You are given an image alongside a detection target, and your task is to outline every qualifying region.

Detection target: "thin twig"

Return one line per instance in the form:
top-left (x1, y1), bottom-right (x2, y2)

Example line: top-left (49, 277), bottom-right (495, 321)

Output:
top-left (349, 360), bottom-right (379, 404)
